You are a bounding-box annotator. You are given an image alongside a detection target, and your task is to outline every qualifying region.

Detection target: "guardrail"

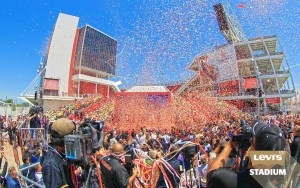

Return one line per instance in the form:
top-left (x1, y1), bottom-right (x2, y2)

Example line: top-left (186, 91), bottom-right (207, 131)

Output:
top-left (18, 162), bottom-right (45, 188)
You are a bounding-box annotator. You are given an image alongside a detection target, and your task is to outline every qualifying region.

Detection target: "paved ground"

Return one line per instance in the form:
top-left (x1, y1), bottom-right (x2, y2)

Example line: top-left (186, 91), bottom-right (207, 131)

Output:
top-left (2, 141), bottom-right (22, 170)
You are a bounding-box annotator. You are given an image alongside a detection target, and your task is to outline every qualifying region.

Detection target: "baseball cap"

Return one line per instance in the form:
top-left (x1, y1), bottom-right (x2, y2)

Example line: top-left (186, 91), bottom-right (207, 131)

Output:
top-left (51, 118), bottom-right (75, 137)
top-left (254, 123), bottom-right (285, 151)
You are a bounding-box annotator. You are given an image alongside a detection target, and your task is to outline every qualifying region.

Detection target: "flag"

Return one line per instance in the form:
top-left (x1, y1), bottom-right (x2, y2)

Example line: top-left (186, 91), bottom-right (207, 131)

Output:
top-left (238, 4), bottom-right (245, 8)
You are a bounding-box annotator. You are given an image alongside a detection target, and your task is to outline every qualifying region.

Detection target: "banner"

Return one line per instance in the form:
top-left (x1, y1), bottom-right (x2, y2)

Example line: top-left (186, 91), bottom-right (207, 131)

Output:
top-left (44, 78), bottom-right (59, 90)
top-left (266, 97), bottom-right (280, 104)
top-left (244, 78), bottom-right (258, 89)
top-left (219, 80), bottom-right (239, 93)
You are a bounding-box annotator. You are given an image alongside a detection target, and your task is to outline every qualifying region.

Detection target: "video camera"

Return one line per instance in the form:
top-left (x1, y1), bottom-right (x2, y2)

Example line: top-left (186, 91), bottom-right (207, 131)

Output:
top-left (29, 106), bottom-right (43, 116)
top-left (182, 144), bottom-right (200, 161)
top-left (64, 119), bottom-right (100, 165)
top-left (124, 153), bottom-right (135, 175)
top-left (64, 119), bottom-right (102, 187)
top-left (232, 120), bottom-right (252, 150)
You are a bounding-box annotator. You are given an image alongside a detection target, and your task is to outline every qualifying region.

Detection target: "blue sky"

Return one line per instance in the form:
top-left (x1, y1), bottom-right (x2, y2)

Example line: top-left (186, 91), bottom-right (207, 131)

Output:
top-left (0, 0), bottom-right (299, 101)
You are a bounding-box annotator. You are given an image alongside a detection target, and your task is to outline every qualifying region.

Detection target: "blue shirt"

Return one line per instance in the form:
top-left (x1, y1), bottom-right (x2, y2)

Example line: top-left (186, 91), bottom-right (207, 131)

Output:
top-left (5, 174), bottom-right (21, 188)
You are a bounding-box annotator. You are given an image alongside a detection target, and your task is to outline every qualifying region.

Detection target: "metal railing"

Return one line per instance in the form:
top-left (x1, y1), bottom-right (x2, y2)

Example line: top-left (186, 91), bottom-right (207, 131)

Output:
top-left (19, 128), bottom-right (47, 154)
top-left (18, 162), bottom-right (45, 188)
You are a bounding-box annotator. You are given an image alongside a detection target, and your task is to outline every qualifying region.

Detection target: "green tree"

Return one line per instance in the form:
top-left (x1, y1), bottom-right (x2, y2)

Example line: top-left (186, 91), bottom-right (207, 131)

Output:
top-left (5, 99), bottom-right (13, 104)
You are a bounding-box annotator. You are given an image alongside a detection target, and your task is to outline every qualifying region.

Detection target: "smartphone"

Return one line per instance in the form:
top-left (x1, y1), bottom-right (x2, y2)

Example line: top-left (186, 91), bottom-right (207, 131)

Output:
top-left (125, 154), bottom-right (133, 164)
top-left (189, 134), bottom-right (195, 141)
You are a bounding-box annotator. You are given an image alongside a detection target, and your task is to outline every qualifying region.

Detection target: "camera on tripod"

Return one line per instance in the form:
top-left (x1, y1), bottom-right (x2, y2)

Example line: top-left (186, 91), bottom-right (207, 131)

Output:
top-left (124, 153), bottom-right (134, 174)
top-left (182, 144), bottom-right (200, 160)
top-left (63, 119), bottom-right (102, 187)
top-left (29, 106), bottom-right (43, 116)
top-left (64, 120), bottom-right (100, 165)
top-left (232, 120), bottom-right (252, 150)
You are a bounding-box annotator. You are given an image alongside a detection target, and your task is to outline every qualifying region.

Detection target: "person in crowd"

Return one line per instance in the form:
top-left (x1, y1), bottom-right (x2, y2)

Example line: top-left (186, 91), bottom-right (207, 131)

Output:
top-left (109, 133), bottom-right (118, 149)
top-left (0, 153), bottom-right (8, 186)
top-left (197, 155), bottom-right (208, 188)
top-left (290, 124), bottom-right (300, 162)
top-left (19, 154), bottom-right (35, 185)
top-left (41, 118), bottom-right (79, 188)
top-left (100, 143), bottom-right (138, 188)
top-left (207, 121), bottom-right (286, 188)
top-left (6, 166), bottom-right (20, 188)
top-left (136, 130), bottom-right (146, 145)
top-left (35, 164), bottom-right (44, 187)
top-left (156, 144), bottom-right (182, 188)
top-left (7, 122), bottom-right (14, 145)
top-left (28, 112), bottom-right (37, 130)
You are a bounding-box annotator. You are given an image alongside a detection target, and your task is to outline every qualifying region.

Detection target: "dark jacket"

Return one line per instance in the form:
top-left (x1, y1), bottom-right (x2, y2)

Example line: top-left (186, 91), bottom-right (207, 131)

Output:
top-left (41, 149), bottom-right (73, 188)
top-left (156, 156), bottom-right (181, 188)
top-left (100, 155), bottom-right (130, 188)
top-left (290, 136), bottom-right (300, 162)
top-left (207, 168), bottom-right (265, 188)
top-left (0, 160), bottom-right (7, 185)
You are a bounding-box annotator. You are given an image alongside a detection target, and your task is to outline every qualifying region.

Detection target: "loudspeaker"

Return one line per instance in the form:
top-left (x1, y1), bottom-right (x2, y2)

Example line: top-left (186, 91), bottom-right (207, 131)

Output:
top-left (34, 91), bottom-right (38, 101)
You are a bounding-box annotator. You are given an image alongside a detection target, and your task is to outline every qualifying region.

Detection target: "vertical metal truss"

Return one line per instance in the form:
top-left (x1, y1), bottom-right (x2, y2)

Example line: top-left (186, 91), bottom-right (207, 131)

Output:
top-left (258, 36), bottom-right (284, 111)
top-left (266, 18), bottom-right (299, 112)
top-left (276, 41), bottom-right (299, 113)
top-left (222, 1), bottom-right (268, 113)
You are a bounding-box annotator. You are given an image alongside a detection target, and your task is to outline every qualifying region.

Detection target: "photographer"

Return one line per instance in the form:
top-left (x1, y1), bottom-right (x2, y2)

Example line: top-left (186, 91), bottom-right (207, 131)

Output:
top-left (41, 118), bottom-right (78, 188)
top-left (100, 143), bottom-right (138, 188)
top-left (207, 122), bottom-right (286, 188)
top-left (28, 107), bottom-right (39, 148)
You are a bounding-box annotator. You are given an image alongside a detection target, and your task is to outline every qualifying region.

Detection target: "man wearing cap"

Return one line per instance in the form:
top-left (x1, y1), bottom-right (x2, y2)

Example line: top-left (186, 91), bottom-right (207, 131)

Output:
top-left (41, 118), bottom-right (79, 188)
top-left (207, 120), bottom-right (286, 188)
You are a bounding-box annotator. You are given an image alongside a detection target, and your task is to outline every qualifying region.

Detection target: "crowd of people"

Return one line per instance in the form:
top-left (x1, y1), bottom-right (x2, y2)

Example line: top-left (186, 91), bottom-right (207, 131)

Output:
top-left (45, 95), bottom-right (111, 122)
top-left (0, 97), bottom-right (300, 187)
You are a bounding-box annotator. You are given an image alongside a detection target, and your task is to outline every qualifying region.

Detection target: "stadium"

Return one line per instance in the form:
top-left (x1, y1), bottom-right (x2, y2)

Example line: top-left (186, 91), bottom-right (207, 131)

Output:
top-left (4, 2), bottom-right (299, 188)
top-left (177, 3), bottom-right (298, 115)
top-left (19, 13), bottom-right (121, 111)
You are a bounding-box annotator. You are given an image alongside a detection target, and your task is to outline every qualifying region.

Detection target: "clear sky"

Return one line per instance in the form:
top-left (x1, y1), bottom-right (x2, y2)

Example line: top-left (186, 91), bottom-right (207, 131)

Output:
top-left (0, 0), bottom-right (299, 101)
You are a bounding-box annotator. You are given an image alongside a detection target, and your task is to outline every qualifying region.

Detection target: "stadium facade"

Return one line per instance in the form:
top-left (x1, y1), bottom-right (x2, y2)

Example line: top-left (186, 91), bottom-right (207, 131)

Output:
top-left (19, 5), bottom-right (298, 114)
top-left (20, 13), bottom-right (121, 111)
top-left (177, 3), bottom-right (298, 114)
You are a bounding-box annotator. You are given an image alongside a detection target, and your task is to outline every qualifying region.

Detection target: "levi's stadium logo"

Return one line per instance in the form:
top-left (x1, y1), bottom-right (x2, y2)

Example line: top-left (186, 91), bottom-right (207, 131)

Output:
top-left (248, 151), bottom-right (295, 187)
top-left (249, 151), bottom-right (286, 176)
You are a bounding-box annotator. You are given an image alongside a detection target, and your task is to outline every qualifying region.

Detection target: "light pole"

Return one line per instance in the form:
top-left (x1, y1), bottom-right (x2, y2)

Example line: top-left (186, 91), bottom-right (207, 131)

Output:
top-left (37, 62), bottom-right (44, 107)
top-left (5, 95), bottom-right (8, 120)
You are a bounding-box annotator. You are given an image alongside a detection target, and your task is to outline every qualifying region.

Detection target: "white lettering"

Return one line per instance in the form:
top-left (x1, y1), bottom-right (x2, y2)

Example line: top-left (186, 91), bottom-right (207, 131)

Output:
top-left (253, 154), bottom-right (282, 161)
top-left (278, 169), bottom-right (286, 175)
top-left (276, 155), bottom-right (282, 160)
top-left (250, 169), bottom-right (286, 175)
